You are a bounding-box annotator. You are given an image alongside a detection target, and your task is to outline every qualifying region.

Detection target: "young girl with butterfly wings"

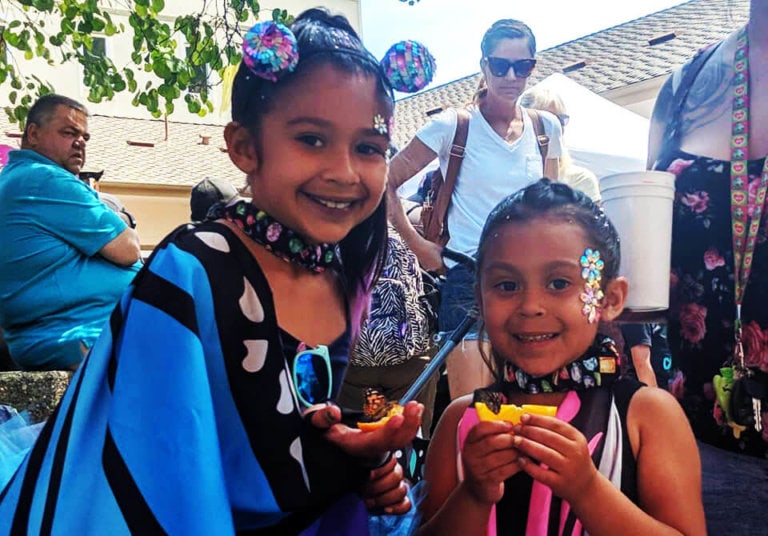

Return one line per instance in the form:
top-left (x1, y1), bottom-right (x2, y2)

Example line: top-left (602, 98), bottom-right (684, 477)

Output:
top-left (0, 9), bottom-right (436, 534)
top-left (418, 180), bottom-right (705, 535)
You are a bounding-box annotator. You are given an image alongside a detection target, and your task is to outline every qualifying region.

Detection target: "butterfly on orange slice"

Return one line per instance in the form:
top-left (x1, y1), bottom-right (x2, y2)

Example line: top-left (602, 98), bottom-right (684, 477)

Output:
top-left (474, 402), bottom-right (557, 424)
top-left (357, 388), bottom-right (404, 431)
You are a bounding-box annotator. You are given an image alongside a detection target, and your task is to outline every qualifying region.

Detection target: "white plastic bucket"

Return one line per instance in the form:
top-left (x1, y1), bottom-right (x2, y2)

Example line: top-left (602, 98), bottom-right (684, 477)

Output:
top-left (600, 170), bottom-right (675, 311)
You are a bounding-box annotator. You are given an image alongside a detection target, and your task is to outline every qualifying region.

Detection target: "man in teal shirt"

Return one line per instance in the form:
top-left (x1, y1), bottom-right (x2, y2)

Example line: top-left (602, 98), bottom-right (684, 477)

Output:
top-left (0, 94), bottom-right (141, 370)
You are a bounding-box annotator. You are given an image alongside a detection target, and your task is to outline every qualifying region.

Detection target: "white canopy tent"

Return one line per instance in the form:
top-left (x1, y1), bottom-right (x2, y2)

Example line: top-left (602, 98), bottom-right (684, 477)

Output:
top-left (398, 73), bottom-right (650, 199)
top-left (533, 73), bottom-right (649, 178)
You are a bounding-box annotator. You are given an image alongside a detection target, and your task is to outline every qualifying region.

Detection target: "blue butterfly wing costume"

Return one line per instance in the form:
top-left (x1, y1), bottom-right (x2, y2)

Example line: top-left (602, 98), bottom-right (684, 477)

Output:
top-left (0, 223), bottom-right (368, 534)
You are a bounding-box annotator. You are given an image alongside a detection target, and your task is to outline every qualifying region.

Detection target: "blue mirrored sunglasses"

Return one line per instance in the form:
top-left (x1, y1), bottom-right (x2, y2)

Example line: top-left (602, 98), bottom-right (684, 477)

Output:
top-left (293, 345), bottom-right (332, 408)
top-left (484, 57), bottom-right (537, 78)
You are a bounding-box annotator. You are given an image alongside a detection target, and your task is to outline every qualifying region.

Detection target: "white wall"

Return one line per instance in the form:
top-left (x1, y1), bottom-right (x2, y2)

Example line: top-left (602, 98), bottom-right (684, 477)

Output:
top-left (0, 0), bottom-right (361, 124)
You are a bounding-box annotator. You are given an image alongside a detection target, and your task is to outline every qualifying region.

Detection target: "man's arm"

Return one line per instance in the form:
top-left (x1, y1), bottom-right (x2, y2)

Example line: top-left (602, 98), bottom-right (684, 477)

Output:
top-left (99, 227), bottom-right (141, 266)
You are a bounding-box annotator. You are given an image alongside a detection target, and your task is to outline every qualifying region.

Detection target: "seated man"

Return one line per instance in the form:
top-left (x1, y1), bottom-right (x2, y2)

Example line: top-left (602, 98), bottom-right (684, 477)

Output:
top-left (0, 94), bottom-right (141, 370)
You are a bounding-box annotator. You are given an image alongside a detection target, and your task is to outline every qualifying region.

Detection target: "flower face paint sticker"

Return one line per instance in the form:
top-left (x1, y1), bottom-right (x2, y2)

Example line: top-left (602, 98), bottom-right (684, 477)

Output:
top-left (579, 248), bottom-right (605, 323)
top-left (373, 114), bottom-right (388, 136)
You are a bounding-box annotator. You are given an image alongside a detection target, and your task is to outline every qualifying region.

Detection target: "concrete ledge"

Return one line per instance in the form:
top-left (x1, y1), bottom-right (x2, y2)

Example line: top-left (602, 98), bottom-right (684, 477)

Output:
top-left (0, 371), bottom-right (72, 423)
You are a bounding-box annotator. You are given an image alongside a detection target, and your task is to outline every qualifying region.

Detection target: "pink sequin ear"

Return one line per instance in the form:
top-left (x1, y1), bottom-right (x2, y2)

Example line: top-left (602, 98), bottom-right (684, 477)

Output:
top-left (579, 248), bottom-right (604, 324)
top-left (242, 21), bottom-right (299, 82)
top-left (380, 40), bottom-right (436, 93)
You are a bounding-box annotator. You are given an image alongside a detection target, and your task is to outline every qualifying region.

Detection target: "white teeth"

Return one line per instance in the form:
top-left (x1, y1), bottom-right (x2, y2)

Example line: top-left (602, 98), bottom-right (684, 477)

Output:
top-left (316, 198), bottom-right (352, 209)
top-left (518, 334), bottom-right (555, 342)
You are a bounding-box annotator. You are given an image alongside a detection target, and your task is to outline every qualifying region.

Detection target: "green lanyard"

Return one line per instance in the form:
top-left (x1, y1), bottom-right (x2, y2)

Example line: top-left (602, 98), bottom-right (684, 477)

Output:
top-left (730, 26), bottom-right (768, 369)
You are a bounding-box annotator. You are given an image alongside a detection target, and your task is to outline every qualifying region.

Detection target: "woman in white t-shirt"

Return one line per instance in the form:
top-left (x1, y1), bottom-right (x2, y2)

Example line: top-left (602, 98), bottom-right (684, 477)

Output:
top-left (386, 19), bottom-right (564, 399)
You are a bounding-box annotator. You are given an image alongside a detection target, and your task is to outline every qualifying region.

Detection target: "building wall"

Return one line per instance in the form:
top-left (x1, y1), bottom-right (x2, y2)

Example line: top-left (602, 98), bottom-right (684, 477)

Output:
top-left (99, 182), bottom-right (194, 251)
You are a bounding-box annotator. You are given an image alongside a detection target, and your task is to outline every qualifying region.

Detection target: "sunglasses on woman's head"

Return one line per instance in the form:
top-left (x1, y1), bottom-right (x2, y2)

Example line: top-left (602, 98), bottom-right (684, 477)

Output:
top-left (485, 57), bottom-right (537, 78)
top-left (293, 344), bottom-right (332, 408)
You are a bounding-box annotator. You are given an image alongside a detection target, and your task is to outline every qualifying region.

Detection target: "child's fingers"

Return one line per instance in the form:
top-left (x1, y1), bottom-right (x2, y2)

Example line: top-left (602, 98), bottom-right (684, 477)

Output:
top-left (366, 490), bottom-right (412, 515)
top-left (364, 456), bottom-right (403, 496)
top-left (465, 421), bottom-right (515, 452)
top-left (325, 402), bottom-right (423, 458)
top-left (513, 425), bottom-right (573, 460)
top-left (519, 413), bottom-right (581, 439)
top-left (463, 445), bottom-right (523, 486)
top-left (380, 401), bottom-right (423, 449)
top-left (511, 433), bottom-right (561, 469)
top-left (364, 480), bottom-right (410, 512)
top-left (305, 402), bottom-right (342, 430)
top-left (513, 416), bottom-right (588, 463)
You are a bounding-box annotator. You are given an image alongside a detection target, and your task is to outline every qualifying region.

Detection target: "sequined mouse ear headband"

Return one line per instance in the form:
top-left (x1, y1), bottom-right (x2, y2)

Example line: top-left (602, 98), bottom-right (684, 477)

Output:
top-left (241, 21), bottom-right (437, 92)
top-left (242, 21), bottom-right (300, 82)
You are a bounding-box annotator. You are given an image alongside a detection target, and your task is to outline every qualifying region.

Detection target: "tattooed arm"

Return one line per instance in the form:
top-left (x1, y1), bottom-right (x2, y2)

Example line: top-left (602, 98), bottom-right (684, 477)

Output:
top-left (649, 37), bottom-right (735, 167)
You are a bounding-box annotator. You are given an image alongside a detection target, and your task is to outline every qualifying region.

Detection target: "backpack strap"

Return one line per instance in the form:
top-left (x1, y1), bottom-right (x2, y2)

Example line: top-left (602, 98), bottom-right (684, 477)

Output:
top-left (430, 108), bottom-right (470, 239)
top-left (525, 108), bottom-right (550, 172)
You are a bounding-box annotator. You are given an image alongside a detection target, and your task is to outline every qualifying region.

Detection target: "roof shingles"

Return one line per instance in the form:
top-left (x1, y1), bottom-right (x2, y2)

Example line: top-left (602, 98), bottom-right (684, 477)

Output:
top-left (392, 0), bottom-right (748, 148)
top-left (0, 0), bottom-right (747, 188)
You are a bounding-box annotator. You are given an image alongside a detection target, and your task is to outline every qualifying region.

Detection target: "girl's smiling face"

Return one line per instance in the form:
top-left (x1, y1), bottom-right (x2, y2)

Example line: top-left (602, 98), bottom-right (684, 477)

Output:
top-left (231, 63), bottom-right (390, 245)
top-left (477, 217), bottom-right (626, 377)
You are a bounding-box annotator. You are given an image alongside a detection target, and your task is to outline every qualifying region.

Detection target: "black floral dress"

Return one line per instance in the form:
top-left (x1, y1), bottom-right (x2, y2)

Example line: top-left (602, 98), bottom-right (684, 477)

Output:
top-left (656, 149), bottom-right (768, 455)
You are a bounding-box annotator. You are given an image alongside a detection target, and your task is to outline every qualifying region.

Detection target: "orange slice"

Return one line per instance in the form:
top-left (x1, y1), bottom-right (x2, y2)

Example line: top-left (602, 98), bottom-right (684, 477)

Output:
top-left (474, 402), bottom-right (557, 424)
top-left (357, 404), bottom-right (404, 432)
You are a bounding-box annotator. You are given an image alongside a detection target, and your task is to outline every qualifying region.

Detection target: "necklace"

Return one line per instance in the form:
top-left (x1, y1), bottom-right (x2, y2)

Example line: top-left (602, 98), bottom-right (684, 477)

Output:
top-left (213, 200), bottom-right (341, 274)
top-left (730, 25), bottom-right (768, 369)
top-left (500, 335), bottom-right (620, 394)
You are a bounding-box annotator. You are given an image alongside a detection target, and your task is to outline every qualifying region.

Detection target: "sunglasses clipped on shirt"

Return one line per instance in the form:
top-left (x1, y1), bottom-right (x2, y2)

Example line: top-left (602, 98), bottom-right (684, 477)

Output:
top-left (293, 344), bottom-right (332, 408)
top-left (484, 56), bottom-right (537, 79)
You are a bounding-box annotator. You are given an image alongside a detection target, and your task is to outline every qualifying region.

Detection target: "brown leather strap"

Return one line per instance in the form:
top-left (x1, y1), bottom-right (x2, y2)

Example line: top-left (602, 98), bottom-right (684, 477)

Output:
top-left (432, 108), bottom-right (470, 237)
top-left (525, 108), bottom-right (550, 171)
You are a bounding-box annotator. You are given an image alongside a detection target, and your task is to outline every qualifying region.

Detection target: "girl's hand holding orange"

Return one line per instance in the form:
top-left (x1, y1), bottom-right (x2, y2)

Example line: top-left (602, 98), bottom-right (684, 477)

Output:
top-left (460, 420), bottom-right (523, 505)
top-left (324, 400), bottom-right (423, 459)
top-left (511, 413), bottom-right (599, 504)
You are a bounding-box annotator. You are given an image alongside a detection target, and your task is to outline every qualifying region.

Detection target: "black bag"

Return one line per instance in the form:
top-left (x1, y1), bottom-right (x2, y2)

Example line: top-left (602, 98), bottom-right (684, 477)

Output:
top-left (731, 370), bottom-right (768, 430)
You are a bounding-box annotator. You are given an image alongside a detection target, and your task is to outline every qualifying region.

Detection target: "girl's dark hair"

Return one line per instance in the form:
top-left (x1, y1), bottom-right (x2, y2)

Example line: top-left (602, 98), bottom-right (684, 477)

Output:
top-left (475, 179), bottom-right (622, 380)
top-left (231, 8), bottom-right (391, 336)
top-left (480, 19), bottom-right (537, 58)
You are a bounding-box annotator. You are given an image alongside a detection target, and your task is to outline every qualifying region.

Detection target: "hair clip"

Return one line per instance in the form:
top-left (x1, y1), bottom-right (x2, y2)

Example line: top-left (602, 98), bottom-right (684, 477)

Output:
top-left (579, 248), bottom-right (605, 324)
top-left (380, 40), bottom-right (436, 93)
top-left (242, 21), bottom-right (299, 82)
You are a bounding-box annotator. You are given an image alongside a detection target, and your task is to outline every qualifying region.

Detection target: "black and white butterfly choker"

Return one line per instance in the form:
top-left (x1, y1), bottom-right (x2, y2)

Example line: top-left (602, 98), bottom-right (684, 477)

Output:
top-left (501, 335), bottom-right (620, 394)
top-left (212, 200), bottom-right (341, 274)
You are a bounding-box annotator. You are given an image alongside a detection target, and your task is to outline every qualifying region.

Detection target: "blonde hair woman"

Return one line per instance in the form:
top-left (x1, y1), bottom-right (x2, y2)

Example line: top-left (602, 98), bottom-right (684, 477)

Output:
top-left (520, 87), bottom-right (601, 202)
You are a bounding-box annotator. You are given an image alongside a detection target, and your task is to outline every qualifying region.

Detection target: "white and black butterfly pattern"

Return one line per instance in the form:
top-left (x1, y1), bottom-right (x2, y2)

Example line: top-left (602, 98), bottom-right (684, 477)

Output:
top-left (352, 229), bottom-right (433, 367)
